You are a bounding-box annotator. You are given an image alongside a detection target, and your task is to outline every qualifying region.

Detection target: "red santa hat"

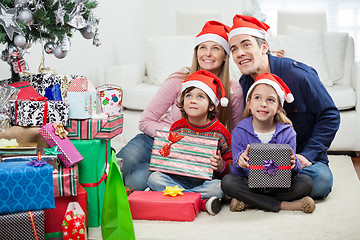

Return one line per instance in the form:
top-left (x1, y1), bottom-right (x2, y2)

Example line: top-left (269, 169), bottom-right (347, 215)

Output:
top-left (195, 21), bottom-right (231, 54)
top-left (182, 70), bottom-right (229, 107)
top-left (229, 15), bottom-right (270, 41)
top-left (246, 73), bottom-right (294, 106)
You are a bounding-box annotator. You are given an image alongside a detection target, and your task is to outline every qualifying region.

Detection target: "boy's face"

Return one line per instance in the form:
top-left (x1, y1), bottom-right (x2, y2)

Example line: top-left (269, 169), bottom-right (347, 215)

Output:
top-left (183, 87), bottom-right (214, 123)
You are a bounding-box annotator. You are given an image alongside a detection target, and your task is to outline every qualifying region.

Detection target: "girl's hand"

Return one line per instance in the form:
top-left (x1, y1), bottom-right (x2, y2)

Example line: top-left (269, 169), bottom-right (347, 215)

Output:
top-left (290, 148), bottom-right (296, 169)
top-left (210, 150), bottom-right (225, 172)
top-left (238, 144), bottom-right (250, 169)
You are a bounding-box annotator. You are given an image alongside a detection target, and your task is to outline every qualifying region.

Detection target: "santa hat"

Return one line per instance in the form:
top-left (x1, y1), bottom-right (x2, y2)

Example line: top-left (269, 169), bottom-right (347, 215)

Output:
top-left (229, 15), bottom-right (270, 41)
top-left (195, 21), bottom-right (231, 55)
top-left (182, 70), bottom-right (229, 107)
top-left (246, 73), bottom-right (294, 106)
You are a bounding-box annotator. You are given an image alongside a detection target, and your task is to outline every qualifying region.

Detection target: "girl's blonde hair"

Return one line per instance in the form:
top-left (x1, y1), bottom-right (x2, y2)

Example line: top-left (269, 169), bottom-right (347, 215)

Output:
top-left (242, 83), bottom-right (293, 126)
top-left (188, 46), bottom-right (233, 131)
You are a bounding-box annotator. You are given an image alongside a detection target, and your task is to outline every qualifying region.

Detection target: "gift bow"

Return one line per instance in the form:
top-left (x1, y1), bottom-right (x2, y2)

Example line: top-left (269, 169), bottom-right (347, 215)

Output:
top-left (27, 152), bottom-right (47, 167)
top-left (163, 185), bottom-right (184, 197)
top-left (44, 146), bottom-right (62, 155)
top-left (53, 122), bottom-right (68, 139)
top-left (263, 159), bottom-right (279, 176)
top-left (159, 132), bottom-right (184, 157)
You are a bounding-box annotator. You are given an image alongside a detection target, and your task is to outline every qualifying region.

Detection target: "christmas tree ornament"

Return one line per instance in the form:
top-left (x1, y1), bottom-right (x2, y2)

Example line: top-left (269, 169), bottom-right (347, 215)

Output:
top-left (44, 41), bottom-right (56, 54)
top-left (17, 8), bottom-right (34, 25)
top-left (54, 1), bottom-right (66, 26)
top-left (15, 0), bottom-right (30, 8)
top-left (80, 25), bottom-right (95, 39)
top-left (0, 4), bottom-right (21, 40)
top-left (24, 41), bottom-right (32, 49)
top-left (61, 34), bottom-right (71, 51)
top-left (11, 57), bottom-right (28, 73)
top-left (67, 1), bottom-right (87, 29)
top-left (14, 34), bottom-right (27, 48)
top-left (54, 45), bottom-right (67, 59)
top-left (8, 43), bottom-right (23, 59)
top-left (93, 28), bottom-right (101, 47)
top-left (1, 49), bottom-right (9, 62)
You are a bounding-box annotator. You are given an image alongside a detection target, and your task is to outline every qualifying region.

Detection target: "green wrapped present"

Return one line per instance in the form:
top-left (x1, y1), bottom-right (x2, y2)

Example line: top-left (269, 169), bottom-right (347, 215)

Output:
top-left (71, 139), bottom-right (110, 227)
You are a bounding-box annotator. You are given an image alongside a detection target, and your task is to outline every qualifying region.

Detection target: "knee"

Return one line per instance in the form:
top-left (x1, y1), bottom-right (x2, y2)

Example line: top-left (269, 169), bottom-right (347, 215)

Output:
top-left (221, 174), bottom-right (232, 192)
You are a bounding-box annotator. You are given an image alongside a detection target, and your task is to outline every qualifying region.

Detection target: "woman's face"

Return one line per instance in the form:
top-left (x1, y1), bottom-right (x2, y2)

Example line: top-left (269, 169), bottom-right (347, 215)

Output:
top-left (196, 41), bottom-right (226, 76)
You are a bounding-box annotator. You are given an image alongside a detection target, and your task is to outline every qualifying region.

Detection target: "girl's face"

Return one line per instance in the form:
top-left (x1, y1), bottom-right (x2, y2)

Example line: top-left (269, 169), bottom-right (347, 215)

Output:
top-left (247, 84), bottom-right (281, 125)
top-left (197, 41), bottom-right (226, 76)
top-left (183, 87), bottom-right (214, 125)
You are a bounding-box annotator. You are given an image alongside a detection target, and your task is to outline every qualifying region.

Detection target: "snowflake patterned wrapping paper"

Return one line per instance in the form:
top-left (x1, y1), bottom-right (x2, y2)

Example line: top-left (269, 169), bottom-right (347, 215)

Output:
top-left (149, 130), bottom-right (219, 180)
top-left (62, 202), bottom-right (87, 240)
top-left (248, 143), bottom-right (292, 188)
top-left (0, 162), bottom-right (55, 215)
top-left (39, 123), bottom-right (84, 168)
top-left (65, 115), bottom-right (123, 140)
top-left (14, 100), bottom-right (69, 127)
top-left (0, 210), bottom-right (45, 239)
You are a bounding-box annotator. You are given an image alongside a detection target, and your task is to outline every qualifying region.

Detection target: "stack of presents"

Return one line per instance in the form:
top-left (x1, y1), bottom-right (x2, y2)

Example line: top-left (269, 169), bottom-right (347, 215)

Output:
top-left (0, 73), bottom-right (123, 239)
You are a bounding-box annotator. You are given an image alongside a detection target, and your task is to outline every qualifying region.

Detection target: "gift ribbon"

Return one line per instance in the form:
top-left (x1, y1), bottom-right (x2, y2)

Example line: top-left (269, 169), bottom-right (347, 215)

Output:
top-left (44, 146), bottom-right (62, 155)
top-left (15, 96), bottom-right (48, 126)
top-left (52, 122), bottom-right (68, 139)
top-left (27, 211), bottom-right (40, 240)
top-left (159, 132), bottom-right (184, 157)
top-left (163, 185), bottom-right (184, 197)
top-left (249, 158), bottom-right (291, 176)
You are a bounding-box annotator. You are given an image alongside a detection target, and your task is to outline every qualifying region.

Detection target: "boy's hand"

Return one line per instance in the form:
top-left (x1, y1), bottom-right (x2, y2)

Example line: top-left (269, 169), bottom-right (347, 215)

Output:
top-left (210, 150), bottom-right (225, 172)
top-left (238, 144), bottom-right (250, 168)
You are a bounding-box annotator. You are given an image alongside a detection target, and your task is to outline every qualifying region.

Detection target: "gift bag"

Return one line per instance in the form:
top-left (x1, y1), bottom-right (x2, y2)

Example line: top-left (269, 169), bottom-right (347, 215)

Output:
top-left (62, 202), bottom-right (87, 240)
top-left (96, 84), bottom-right (122, 116)
top-left (101, 151), bottom-right (135, 240)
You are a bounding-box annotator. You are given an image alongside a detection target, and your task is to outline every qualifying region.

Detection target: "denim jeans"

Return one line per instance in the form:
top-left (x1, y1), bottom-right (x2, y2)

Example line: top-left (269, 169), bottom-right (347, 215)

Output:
top-left (116, 133), bottom-right (154, 191)
top-left (148, 171), bottom-right (224, 199)
top-left (299, 161), bottom-right (333, 199)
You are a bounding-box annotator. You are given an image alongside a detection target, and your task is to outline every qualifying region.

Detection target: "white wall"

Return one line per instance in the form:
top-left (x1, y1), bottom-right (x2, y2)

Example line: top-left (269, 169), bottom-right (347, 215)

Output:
top-left (0, 0), bottom-right (249, 86)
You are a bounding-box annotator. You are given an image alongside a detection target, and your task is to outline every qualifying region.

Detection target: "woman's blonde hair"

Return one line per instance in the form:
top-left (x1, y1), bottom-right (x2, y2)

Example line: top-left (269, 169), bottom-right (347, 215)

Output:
top-left (187, 46), bottom-right (233, 131)
top-left (242, 83), bottom-right (293, 126)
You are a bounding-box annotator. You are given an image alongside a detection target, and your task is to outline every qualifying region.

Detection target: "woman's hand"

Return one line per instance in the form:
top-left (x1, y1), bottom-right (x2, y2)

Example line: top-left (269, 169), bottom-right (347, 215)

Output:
top-left (210, 150), bottom-right (225, 172)
top-left (238, 144), bottom-right (250, 169)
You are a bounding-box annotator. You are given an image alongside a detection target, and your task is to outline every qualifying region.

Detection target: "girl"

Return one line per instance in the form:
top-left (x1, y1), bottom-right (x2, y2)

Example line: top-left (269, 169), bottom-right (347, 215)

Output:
top-left (147, 70), bottom-right (232, 216)
top-left (117, 21), bottom-right (243, 191)
top-left (221, 72), bottom-right (316, 213)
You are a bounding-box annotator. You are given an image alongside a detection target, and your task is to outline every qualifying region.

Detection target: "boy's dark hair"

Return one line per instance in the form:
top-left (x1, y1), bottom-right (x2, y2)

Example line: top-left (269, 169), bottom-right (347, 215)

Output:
top-left (176, 86), bottom-right (218, 120)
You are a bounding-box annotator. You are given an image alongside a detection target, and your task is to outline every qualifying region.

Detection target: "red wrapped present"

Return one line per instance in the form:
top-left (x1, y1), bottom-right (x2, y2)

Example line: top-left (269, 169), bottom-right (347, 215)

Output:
top-left (9, 81), bottom-right (41, 100)
top-left (53, 165), bottom-right (78, 197)
top-left (44, 184), bottom-right (88, 236)
top-left (62, 202), bottom-right (87, 240)
top-left (128, 191), bottom-right (201, 221)
top-left (149, 130), bottom-right (219, 180)
top-left (65, 115), bottom-right (123, 140)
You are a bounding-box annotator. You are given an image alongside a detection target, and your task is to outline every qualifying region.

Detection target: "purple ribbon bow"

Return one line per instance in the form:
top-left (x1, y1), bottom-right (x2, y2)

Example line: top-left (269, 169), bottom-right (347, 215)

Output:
top-left (27, 159), bottom-right (47, 167)
top-left (263, 159), bottom-right (279, 175)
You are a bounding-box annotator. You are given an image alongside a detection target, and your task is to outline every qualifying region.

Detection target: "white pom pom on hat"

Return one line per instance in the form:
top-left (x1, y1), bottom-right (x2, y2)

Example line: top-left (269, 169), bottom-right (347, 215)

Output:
top-left (181, 70), bottom-right (228, 107)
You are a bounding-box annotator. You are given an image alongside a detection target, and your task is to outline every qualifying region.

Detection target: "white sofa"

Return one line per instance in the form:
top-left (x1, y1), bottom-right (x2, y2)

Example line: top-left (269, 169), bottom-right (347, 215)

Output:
top-left (107, 11), bottom-right (360, 154)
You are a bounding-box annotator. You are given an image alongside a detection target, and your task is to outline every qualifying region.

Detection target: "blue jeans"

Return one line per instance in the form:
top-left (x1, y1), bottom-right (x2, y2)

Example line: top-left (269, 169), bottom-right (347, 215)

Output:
top-left (148, 171), bottom-right (224, 199)
top-left (116, 133), bottom-right (154, 191)
top-left (299, 161), bottom-right (333, 199)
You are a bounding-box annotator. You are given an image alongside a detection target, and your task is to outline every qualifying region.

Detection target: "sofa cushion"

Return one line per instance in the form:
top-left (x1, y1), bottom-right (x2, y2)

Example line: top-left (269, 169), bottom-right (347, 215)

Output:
top-left (123, 83), bottom-right (160, 110)
top-left (145, 36), bottom-right (194, 85)
top-left (326, 85), bottom-right (356, 110)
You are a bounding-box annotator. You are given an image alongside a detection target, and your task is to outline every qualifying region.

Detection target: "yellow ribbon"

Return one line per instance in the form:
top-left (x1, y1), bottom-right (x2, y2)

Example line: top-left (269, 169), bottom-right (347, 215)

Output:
top-left (163, 185), bottom-right (184, 197)
top-left (52, 122), bottom-right (68, 139)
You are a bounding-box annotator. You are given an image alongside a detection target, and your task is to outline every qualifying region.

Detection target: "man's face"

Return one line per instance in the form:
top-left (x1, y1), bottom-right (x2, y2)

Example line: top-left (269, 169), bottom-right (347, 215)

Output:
top-left (229, 34), bottom-right (267, 77)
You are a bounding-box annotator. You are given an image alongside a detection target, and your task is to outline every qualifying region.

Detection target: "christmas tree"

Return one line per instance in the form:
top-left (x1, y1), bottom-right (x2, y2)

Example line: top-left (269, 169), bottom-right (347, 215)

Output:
top-left (0, 0), bottom-right (100, 83)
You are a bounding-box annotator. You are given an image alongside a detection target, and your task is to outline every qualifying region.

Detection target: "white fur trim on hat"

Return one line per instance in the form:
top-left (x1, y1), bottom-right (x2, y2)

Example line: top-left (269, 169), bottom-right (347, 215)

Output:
top-left (229, 27), bottom-right (268, 41)
top-left (220, 97), bottom-right (229, 107)
top-left (182, 80), bottom-right (219, 106)
top-left (195, 33), bottom-right (230, 54)
top-left (246, 79), bottom-right (286, 106)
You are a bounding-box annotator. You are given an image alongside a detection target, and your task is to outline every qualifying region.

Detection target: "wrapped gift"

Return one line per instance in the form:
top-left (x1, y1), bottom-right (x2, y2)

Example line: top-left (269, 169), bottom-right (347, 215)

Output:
top-left (45, 184), bottom-right (88, 238)
top-left (14, 99), bottom-right (69, 127)
top-left (0, 126), bottom-right (49, 149)
top-left (0, 161), bottom-right (55, 215)
top-left (9, 81), bottom-right (41, 100)
top-left (149, 130), bottom-right (219, 180)
top-left (0, 210), bottom-right (45, 239)
top-left (128, 191), bottom-right (201, 221)
top-left (67, 78), bottom-right (97, 119)
top-left (53, 165), bottom-right (78, 197)
top-left (71, 139), bottom-right (110, 227)
top-left (96, 84), bottom-right (122, 116)
top-left (62, 202), bottom-right (87, 240)
top-left (65, 115), bottom-right (123, 140)
top-left (39, 123), bottom-right (84, 168)
top-left (248, 143), bottom-right (292, 188)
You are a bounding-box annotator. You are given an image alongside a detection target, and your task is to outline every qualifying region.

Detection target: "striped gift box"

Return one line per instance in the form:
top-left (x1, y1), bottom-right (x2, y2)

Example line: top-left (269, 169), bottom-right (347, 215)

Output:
top-left (149, 130), bottom-right (219, 180)
top-left (65, 115), bottom-right (123, 140)
top-left (53, 165), bottom-right (78, 197)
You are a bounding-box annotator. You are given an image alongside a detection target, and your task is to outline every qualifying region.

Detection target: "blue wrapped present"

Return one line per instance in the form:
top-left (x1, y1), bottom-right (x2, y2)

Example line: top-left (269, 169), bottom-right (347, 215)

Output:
top-left (0, 161), bottom-right (55, 215)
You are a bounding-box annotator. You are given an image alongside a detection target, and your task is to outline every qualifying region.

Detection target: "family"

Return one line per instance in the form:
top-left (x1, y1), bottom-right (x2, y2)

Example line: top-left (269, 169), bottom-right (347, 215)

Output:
top-left (117, 14), bottom-right (340, 215)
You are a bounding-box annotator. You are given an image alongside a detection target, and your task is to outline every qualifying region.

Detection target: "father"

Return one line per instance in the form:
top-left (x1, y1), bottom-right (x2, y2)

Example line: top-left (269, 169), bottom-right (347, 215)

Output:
top-left (228, 15), bottom-right (340, 199)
